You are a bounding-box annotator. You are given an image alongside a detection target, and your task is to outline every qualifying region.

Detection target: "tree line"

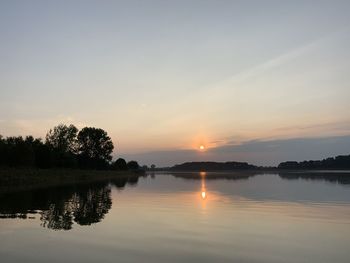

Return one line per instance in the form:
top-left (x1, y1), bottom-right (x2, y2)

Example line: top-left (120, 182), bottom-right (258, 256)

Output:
top-left (0, 124), bottom-right (139, 170)
top-left (169, 156), bottom-right (350, 171)
top-left (278, 155), bottom-right (350, 170)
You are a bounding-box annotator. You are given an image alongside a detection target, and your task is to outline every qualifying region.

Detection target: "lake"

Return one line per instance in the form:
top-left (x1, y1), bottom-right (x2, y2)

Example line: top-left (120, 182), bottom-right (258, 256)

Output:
top-left (1, 171), bottom-right (350, 263)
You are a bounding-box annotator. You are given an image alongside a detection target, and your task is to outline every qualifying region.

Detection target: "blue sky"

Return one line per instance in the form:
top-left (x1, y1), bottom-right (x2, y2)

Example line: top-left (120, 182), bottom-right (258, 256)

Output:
top-left (1, 1), bottom-right (350, 166)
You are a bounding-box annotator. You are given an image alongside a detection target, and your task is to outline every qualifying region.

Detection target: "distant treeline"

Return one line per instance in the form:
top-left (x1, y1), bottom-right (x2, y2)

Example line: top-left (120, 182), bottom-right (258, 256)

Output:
top-left (278, 155), bottom-right (350, 170)
top-left (0, 124), bottom-right (139, 170)
top-left (171, 161), bottom-right (257, 171)
top-left (169, 155), bottom-right (350, 171)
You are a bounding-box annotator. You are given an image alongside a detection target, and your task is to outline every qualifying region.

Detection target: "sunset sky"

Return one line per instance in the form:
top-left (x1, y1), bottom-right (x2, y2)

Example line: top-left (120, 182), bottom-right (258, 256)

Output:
top-left (1, 1), bottom-right (350, 166)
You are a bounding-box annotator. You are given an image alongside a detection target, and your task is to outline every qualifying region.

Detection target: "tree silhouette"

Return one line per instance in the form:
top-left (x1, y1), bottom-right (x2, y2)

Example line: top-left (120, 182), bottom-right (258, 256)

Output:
top-left (46, 124), bottom-right (78, 154)
top-left (112, 158), bottom-right (128, 170)
top-left (0, 136), bottom-right (37, 167)
top-left (33, 139), bottom-right (54, 168)
top-left (0, 123), bottom-right (142, 170)
top-left (45, 124), bottom-right (79, 168)
top-left (127, 160), bottom-right (139, 170)
top-left (77, 127), bottom-right (114, 169)
top-left (278, 155), bottom-right (350, 169)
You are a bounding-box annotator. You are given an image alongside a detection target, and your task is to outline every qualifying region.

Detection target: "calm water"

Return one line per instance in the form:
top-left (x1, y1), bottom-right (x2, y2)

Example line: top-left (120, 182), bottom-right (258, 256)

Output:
top-left (1, 171), bottom-right (350, 263)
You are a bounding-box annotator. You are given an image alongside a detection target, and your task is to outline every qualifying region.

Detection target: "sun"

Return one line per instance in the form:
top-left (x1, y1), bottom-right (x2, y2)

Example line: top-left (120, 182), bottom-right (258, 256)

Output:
top-left (199, 145), bottom-right (205, 150)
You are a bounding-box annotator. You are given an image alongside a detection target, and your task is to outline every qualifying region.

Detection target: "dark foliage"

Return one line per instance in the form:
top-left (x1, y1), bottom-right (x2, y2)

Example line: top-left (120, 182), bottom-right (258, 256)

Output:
top-left (0, 124), bottom-right (143, 171)
top-left (0, 135), bottom-right (51, 168)
top-left (45, 124), bottom-right (79, 168)
top-left (127, 160), bottom-right (140, 170)
top-left (77, 127), bottom-right (114, 169)
top-left (111, 158), bottom-right (128, 170)
top-left (34, 143), bottom-right (54, 168)
top-left (46, 124), bottom-right (78, 154)
top-left (278, 155), bottom-right (350, 170)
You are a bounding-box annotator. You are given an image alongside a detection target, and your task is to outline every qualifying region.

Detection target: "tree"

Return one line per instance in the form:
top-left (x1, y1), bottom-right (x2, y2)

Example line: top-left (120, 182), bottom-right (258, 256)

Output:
top-left (4, 136), bottom-right (35, 167)
top-left (127, 160), bottom-right (139, 170)
top-left (111, 158), bottom-right (127, 170)
top-left (46, 124), bottom-right (78, 154)
top-left (0, 135), bottom-right (51, 168)
top-left (77, 127), bottom-right (114, 168)
top-left (0, 124), bottom-right (120, 170)
top-left (0, 135), bottom-right (5, 166)
top-left (34, 142), bottom-right (54, 168)
top-left (45, 124), bottom-right (79, 168)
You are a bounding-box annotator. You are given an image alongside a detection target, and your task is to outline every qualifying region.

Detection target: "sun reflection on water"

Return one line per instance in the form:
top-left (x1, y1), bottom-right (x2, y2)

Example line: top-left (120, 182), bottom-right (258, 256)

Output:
top-left (200, 171), bottom-right (207, 200)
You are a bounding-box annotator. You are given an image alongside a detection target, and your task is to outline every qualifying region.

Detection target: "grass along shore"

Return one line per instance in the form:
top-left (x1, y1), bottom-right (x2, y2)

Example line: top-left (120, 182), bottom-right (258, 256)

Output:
top-left (0, 168), bottom-right (143, 193)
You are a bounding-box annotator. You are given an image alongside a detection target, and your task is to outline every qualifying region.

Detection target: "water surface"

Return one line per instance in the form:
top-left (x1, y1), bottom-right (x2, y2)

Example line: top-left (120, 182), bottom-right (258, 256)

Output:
top-left (1, 171), bottom-right (350, 263)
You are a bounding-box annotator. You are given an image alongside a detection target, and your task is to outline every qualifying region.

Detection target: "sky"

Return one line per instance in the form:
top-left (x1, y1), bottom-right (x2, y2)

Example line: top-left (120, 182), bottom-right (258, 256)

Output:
top-left (1, 0), bottom-right (350, 166)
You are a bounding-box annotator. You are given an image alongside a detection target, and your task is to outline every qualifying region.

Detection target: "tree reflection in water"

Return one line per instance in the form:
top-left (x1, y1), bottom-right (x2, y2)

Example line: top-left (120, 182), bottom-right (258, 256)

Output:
top-left (110, 174), bottom-right (140, 189)
top-left (0, 175), bottom-right (141, 230)
top-left (39, 183), bottom-right (112, 230)
top-left (278, 171), bottom-right (350, 184)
